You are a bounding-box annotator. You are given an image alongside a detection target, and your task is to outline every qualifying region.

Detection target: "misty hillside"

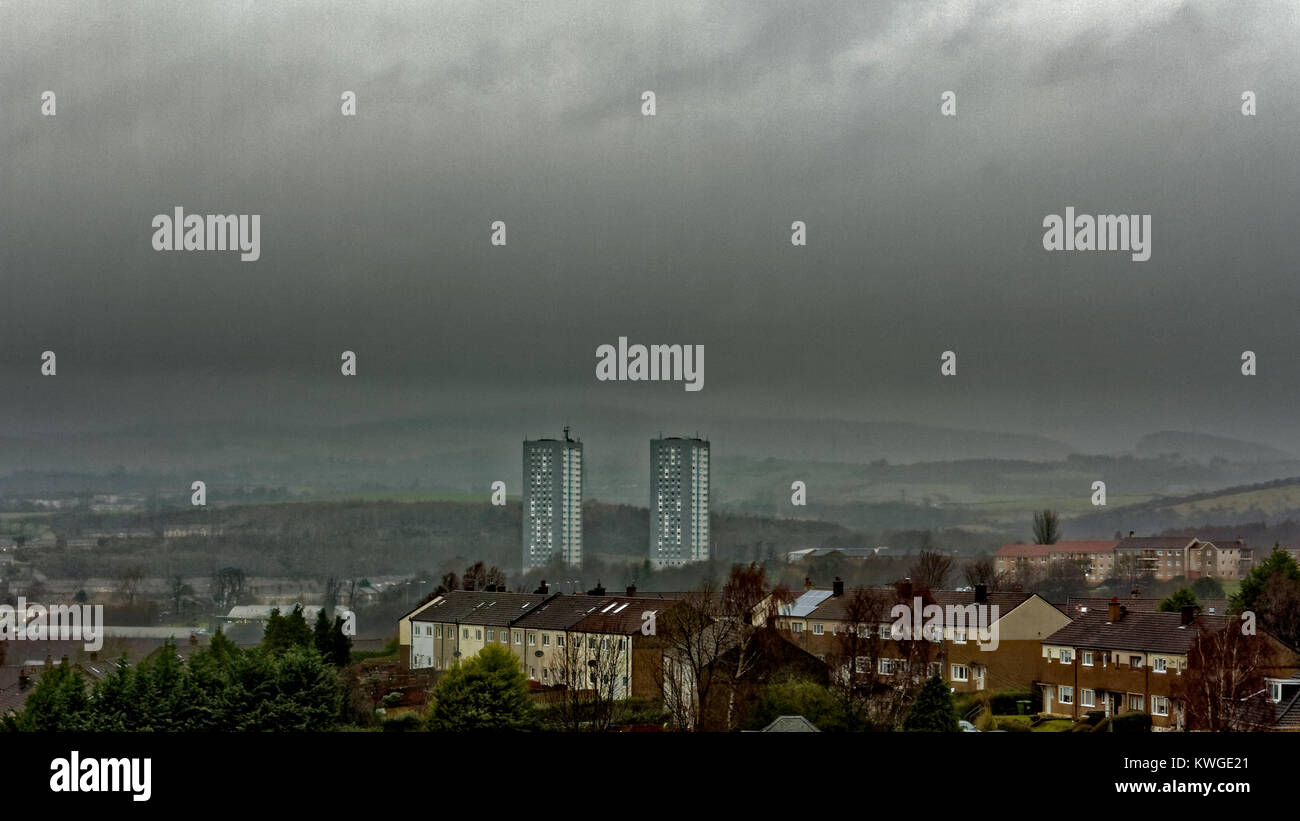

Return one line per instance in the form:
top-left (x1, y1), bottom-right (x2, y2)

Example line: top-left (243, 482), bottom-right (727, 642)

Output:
top-left (1135, 431), bottom-right (1294, 463)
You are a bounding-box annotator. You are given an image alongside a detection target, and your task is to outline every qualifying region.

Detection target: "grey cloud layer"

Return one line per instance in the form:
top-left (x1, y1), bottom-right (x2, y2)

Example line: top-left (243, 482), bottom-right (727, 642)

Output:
top-left (1, 0), bottom-right (1298, 450)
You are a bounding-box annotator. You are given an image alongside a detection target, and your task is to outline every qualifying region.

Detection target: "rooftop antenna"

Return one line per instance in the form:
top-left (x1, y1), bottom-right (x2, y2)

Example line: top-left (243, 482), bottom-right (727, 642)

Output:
top-left (563, 425), bottom-right (571, 442)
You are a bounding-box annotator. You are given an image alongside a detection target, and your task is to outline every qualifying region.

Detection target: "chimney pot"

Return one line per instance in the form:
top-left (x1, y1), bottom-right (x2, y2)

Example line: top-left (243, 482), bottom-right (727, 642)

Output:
top-left (1107, 599), bottom-right (1124, 622)
top-left (974, 584), bottom-right (988, 604)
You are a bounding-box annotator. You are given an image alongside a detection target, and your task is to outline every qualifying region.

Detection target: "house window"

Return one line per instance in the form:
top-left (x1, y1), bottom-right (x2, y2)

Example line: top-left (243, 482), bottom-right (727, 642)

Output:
top-left (1081, 689), bottom-right (1095, 707)
top-left (812, 623), bottom-right (824, 635)
top-left (792, 622), bottom-right (803, 634)
top-left (878, 658), bottom-right (896, 675)
top-left (601, 637), bottom-right (610, 651)
top-left (475, 629), bottom-right (482, 641)
top-left (513, 631), bottom-right (522, 644)
top-left (542, 634), bottom-right (550, 647)
top-left (500, 632), bottom-right (508, 644)
top-left (1152, 696), bottom-right (1169, 716)
top-left (543, 669), bottom-right (549, 681)
top-left (1271, 682), bottom-right (1284, 702)
top-left (854, 656), bottom-right (867, 673)
top-left (1081, 651), bottom-right (1093, 667)
top-left (1060, 649), bottom-right (1073, 664)
top-left (528, 632), bottom-right (537, 646)
top-left (1059, 686), bottom-right (1073, 705)
top-left (617, 638), bottom-right (626, 651)
top-left (462, 628), bottom-right (469, 640)
top-left (928, 661), bottom-right (942, 678)
top-left (1153, 658), bottom-right (1167, 674)
top-left (878, 624), bottom-right (891, 639)
top-left (952, 664), bottom-right (969, 682)
top-left (557, 635), bottom-right (565, 649)
top-left (435, 625), bottom-right (442, 639)
top-left (487, 629), bottom-right (495, 641)
top-left (954, 629), bottom-right (966, 644)
top-left (1128, 694), bottom-right (1144, 712)
top-left (588, 637), bottom-right (597, 650)
top-left (1129, 655), bottom-right (1143, 669)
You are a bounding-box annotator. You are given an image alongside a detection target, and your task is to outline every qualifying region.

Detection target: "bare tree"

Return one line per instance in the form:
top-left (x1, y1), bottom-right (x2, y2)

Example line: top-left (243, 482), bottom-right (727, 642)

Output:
top-left (909, 550), bottom-right (953, 592)
top-left (544, 629), bottom-right (628, 732)
top-left (1038, 560), bottom-right (1089, 603)
top-left (720, 563), bottom-right (791, 729)
top-left (825, 587), bottom-right (889, 724)
top-left (963, 557), bottom-right (1003, 590)
top-left (1256, 573), bottom-right (1300, 650)
top-left (658, 583), bottom-right (731, 732)
top-left (169, 574), bottom-right (194, 617)
top-left (321, 575), bottom-right (342, 615)
top-left (210, 566), bottom-right (246, 612)
top-left (1033, 510), bottom-right (1061, 545)
top-left (462, 561), bottom-right (506, 591)
top-left (116, 565), bottom-right (147, 606)
top-left (1178, 622), bottom-right (1271, 731)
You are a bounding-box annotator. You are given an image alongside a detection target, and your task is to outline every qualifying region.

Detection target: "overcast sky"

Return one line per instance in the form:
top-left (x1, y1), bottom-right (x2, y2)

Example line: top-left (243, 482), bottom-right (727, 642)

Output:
top-left (2, 0), bottom-right (1299, 453)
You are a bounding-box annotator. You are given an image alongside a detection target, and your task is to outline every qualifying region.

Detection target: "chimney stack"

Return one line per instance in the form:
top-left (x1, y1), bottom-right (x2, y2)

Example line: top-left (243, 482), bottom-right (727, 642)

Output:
top-left (1107, 596), bottom-right (1124, 623)
top-left (587, 581), bottom-right (606, 596)
top-left (1180, 605), bottom-right (1196, 626)
top-left (626, 584), bottom-right (637, 597)
top-left (897, 578), bottom-right (913, 600)
top-left (1130, 587), bottom-right (1141, 599)
top-left (804, 576), bottom-right (814, 591)
top-left (975, 584), bottom-right (988, 604)
top-left (534, 580), bottom-right (549, 594)
top-left (1129, 530), bottom-right (1135, 537)
top-left (832, 577), bottom-right (844, 597)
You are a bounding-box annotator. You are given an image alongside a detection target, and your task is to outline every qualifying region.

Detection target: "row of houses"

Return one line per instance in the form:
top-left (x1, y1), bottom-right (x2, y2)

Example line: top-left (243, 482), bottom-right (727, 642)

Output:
top-left (396, 571), bottom-right (1300, 731)
top-left (398, 583), bottom-right (685, 700)
top-left (995, 534), bottom-right (1256, 584)
top-left (771, 578), bottom-right (1300, 731)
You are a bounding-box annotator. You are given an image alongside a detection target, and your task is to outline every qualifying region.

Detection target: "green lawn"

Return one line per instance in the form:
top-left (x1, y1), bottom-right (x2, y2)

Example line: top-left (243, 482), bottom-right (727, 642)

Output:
top-left (992, 714), bottom-right (1076, 732)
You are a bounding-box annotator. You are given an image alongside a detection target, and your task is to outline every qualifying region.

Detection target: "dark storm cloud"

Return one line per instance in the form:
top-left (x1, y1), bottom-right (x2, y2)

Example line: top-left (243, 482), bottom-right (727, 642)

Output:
top-left (1, 0), bottom-right (1299, 451)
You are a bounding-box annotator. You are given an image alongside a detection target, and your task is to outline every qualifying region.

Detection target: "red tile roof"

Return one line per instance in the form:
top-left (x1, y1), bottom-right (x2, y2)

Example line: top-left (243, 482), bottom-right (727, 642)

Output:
top-left (996, 541), bottom-right (1117, 558)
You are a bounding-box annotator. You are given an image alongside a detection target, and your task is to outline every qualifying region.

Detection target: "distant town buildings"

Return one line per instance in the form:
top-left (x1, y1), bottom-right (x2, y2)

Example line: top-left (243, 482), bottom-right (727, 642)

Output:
top-left (522, 428), bottom-right (584, 570)
top-left (995, 541), bottom-right (1118, 584)
top-left (996, 534), bottom-right (1254, 584)
top-left (649, 436), bottom-right (710, 568)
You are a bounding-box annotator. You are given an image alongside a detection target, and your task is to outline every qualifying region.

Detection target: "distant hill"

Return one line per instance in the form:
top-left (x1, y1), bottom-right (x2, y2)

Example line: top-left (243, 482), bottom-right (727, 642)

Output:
top-left (1068, 475), bottom-right (1300, 536)
top-left (1135, 431), bottom-right (1293, 463)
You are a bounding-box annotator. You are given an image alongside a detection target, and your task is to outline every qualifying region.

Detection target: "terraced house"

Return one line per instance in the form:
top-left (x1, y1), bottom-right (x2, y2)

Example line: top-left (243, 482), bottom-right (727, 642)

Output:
top-left (1038, 599), bottom-right (1300, 730)
top-left (775, 580), bottom-right (1070, 694)
top-left (399, 585), bottom-right (681, 700)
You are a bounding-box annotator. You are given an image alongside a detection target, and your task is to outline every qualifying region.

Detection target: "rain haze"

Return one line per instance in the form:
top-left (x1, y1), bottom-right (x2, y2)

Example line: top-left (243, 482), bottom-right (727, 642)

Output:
top-left (2, 0), bottom-right (1299, 484)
